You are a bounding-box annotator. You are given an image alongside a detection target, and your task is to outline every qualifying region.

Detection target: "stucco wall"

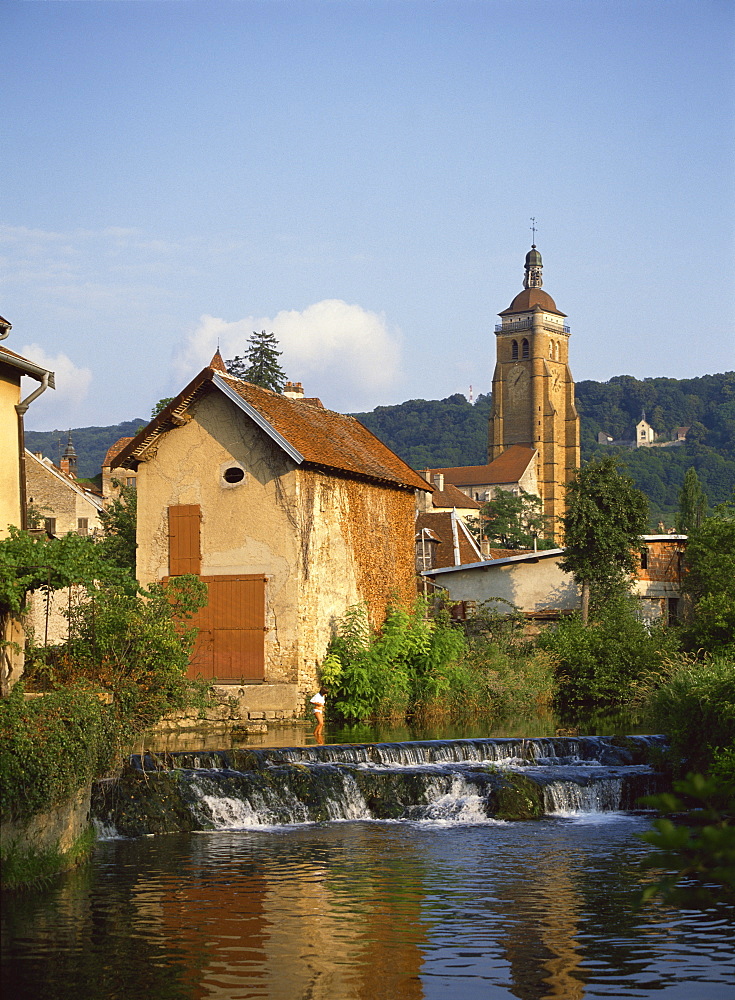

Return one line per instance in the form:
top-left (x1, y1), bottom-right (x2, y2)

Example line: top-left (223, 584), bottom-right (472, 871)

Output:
top-left (0, 368), bottom-right (22, 538)
top-left (430, 555), bottom-right (580, 613)
top-left (135, 392), bottom-right (301, 682)
top-left (295, 470), bottom-right (416, 687)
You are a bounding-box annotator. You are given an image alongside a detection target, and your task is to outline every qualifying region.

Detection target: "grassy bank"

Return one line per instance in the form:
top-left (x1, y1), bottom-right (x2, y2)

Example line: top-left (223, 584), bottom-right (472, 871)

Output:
top-left (1, 826), bottom-right (96, 892)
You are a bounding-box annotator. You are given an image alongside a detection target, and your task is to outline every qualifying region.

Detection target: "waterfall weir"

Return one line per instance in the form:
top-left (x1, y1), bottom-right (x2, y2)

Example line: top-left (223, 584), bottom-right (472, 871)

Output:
top-left (93, 735), bottom-right (668, 837)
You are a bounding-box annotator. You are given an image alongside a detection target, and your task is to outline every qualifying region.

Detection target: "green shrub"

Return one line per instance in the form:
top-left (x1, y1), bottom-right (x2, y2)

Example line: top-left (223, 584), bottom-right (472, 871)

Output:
top-left (54, 575), bottom-right (208, 731)
top-left (638, 772), bottom-right (735, 909)
top-left (321, 600), bottom-right (556, 725)
top-left (1, 575), bottom-right (210, 826)
top-left (0, 684), bottom-right (121, 823)
top-left (454, 641), bottom-right (557, 720)
top-left (537, 593), bottom-right (680, 710)
top-left (643, 653), bottom-right (735, 774)
top-left (322, 600), bottom-right (467, 722)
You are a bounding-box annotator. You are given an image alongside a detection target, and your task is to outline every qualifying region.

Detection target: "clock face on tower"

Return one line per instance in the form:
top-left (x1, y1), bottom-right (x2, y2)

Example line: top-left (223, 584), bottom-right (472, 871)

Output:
top-left (508, 366), bottom-right (528, 397)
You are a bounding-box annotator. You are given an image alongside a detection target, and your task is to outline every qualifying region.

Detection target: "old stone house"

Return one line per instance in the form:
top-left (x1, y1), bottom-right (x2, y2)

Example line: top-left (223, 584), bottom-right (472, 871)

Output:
top-left (25, 449), bottom-right (104, 537)
top-left (422, 445), bottom-right (538, 505)
top-left (113, 353), bottom-right (430, 701)
top-left (102, 437), bottom-right (137, 500)
top-left (633, 535), bottom-right (687, 623)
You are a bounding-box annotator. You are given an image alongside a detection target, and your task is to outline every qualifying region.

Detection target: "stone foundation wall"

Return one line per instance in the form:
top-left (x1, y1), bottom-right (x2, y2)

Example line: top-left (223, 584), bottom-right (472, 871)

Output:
top-left (1, 785), bottom-right (91, 856)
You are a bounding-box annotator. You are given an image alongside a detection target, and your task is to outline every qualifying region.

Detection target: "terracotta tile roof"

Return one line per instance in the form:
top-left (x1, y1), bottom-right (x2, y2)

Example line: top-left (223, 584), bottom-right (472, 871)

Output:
top-left (209, 350), bottom-right (228, 374)
top-left (416, 511), bottom-right (481, 568)
top-left (431, 483), bottom-right (482, 509)
top-left (113, 366), bottom-right (430, 492)
top-left (103, 437), bottom-right (135, 468)
top-left (428, 445), bottom-right (537, 487)
top-left (225, 375), bottom-right (429, 489)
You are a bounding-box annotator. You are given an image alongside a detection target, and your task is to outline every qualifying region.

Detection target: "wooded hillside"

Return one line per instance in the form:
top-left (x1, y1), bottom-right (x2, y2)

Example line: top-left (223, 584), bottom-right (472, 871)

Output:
top-left (24, 372), bottom-right (735, 527)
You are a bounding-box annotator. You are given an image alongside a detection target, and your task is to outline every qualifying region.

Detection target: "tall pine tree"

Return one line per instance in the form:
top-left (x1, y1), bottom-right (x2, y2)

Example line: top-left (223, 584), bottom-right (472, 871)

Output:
top-left (226, 330), bottom-right (287, 392)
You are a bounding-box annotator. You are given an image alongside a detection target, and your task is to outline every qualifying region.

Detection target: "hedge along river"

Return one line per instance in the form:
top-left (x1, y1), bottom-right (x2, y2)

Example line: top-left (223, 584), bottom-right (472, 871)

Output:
top-left (3, 736), bottom-right (735, 1000)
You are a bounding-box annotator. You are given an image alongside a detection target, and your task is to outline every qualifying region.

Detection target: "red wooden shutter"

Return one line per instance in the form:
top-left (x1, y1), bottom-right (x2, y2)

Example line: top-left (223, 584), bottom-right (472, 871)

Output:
top-left (168, 504), bottom-right (201, 576)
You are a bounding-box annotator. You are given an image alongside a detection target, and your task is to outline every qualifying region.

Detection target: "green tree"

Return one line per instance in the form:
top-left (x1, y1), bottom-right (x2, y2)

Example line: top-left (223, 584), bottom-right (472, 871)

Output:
top-left (226, 329), bottom-right (287, 392)
top-left (98, 481), bottom-right (137, 574)
top-left (151, 397), bottom-right (174, 419)
top-left (676, 466), bottom-right (708, 533)
top-left (473, 489), bottom-right (550, 549)
top-left (561, 456), bottom-right (649, 622)
top-left (0, 528), bottom-right (124, 618)
top-left (681, 502), bottom-right (735, 652)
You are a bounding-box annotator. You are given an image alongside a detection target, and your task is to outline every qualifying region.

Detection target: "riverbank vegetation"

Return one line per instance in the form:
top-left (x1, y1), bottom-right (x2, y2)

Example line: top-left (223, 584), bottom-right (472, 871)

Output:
top-left (0, 520), bottom-right (210, 888)
top-left (319, 599), bottom-right (556, 727)
top-left (1, 574), bottom-right (207, 826)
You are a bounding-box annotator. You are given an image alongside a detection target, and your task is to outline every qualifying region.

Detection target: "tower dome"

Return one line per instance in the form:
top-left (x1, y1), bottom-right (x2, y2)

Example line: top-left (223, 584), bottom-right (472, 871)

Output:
top-left (523, 244), bottom-right (544, 290)
top-left (525, 246), bottom-right (543, 268)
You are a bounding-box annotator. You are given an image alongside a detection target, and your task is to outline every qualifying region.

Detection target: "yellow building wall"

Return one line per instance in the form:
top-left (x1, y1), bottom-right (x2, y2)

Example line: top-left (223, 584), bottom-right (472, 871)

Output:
top-left (0, 367), bottom-right (22, 539)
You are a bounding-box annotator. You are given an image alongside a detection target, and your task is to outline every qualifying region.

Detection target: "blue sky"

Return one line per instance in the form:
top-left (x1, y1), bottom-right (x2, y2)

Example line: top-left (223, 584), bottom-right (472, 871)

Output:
top-left (3, 0), bottom-right (734, 431)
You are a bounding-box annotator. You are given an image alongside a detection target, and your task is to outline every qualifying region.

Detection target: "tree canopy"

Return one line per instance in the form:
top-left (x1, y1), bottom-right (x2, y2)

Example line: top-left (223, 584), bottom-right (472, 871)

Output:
top-left (676, 466), bottom-right (708, 534)
top-left (472, 489), bottom-right (552, 549)
top-left (226, 330), bottom-right (287, 392)
top-left (681, 501), bottom-right (735, 653)
top-left (560, 456), bottom-right (649, 620)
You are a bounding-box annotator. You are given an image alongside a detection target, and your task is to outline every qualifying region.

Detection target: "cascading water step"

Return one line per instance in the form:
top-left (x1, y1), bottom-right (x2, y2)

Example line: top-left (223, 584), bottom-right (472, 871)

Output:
top-left (93, 735), bottom-right (669, 838)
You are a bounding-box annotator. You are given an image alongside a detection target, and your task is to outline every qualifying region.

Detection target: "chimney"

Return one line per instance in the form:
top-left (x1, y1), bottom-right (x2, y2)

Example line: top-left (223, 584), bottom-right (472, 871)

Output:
top-left (432, 473), bottom-right (445, 492)
top-left (283, 381), bottom-right (305, 399)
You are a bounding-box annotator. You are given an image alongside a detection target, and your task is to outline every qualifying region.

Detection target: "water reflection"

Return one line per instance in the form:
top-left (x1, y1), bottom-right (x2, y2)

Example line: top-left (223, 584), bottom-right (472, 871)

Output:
top-left (140, 708), bottom-right (656, 755)
top-left (3, 819), bottom-right (733, 1000)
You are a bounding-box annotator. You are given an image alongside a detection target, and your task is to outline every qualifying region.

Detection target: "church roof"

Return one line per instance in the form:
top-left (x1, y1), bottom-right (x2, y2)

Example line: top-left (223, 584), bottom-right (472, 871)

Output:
top-left (500, 288), bottom-right (566, 317)
top-left (112, 365), bottom-right (431, 493)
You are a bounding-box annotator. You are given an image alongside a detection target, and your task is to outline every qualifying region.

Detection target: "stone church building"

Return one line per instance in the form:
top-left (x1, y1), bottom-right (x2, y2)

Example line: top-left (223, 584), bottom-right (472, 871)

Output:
top-left (488, 245), bottom-right (580, 540)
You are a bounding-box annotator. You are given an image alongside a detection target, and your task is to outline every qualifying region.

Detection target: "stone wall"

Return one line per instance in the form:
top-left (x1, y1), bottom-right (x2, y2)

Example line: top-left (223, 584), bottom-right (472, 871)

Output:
top-left (1, 785), bottom-right (91, 856)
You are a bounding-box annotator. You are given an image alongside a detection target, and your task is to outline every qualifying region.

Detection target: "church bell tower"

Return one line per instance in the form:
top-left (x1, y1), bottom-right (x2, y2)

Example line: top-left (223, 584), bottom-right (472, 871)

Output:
top-left (488, 245), bottom-right (580, 540)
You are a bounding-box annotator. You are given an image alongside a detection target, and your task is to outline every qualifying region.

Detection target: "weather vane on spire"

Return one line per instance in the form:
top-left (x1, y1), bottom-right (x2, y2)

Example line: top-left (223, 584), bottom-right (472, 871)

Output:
top-left (530, 217), bottom-right (538, 246)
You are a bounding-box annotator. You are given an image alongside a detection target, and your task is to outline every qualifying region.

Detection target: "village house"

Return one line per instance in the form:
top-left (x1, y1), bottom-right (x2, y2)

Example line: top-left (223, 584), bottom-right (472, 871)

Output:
top-left (415, 472), bottom-right (482, 577)
top-left (25, 448), bottom-right (104, 537)
top-left (0, 316), bottom-right (55, 693)
top-left (422, 535), bottom-right (687, 625)
top-left (422, 444), bottom-right (538, 504)
top-left (113, 352), bottom-right (430, 711)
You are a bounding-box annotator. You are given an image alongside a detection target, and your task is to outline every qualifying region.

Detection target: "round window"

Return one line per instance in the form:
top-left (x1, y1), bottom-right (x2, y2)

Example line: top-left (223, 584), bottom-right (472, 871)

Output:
top-left (223, 466), bottom-right (245, 484)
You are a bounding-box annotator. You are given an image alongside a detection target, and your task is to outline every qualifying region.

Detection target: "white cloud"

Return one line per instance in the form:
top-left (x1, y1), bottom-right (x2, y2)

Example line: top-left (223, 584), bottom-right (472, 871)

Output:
top-left (175, 300), bottom-right (403, 409)
top-left (19, 344), bottom-right (93, 430)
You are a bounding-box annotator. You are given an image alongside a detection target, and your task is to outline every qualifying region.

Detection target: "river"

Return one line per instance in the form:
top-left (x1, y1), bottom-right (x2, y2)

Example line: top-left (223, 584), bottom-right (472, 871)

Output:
top-left (2, 727), bottom-right (734, 999)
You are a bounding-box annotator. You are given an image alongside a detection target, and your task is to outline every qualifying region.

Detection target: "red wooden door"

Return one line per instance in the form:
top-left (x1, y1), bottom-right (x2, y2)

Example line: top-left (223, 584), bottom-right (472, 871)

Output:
top-left (187, 575), bottom-right (266, 681)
